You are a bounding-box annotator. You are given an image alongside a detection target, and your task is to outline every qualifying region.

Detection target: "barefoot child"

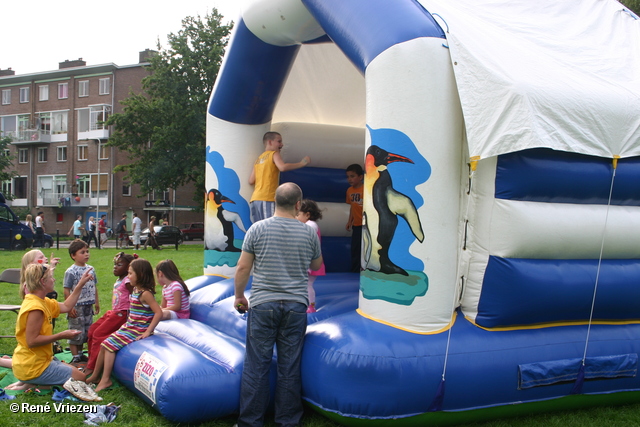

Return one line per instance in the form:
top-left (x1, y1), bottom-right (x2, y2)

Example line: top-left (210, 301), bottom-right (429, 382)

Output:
top-left (85, 252), bottom-right (136, 376)
top-left (86, 259), bottom-right (162, 392)
top-left (296, 199), bottom-right (326, 313)
top-left (9, 264), bottom-right (93, 393)
top-left (156, 259), bottom-right (190, 320)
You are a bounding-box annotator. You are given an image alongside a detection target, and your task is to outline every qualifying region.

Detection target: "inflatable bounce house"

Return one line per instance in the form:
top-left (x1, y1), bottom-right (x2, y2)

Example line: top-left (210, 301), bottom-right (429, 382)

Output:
top-left (113, 0), bottom-right (640, 424)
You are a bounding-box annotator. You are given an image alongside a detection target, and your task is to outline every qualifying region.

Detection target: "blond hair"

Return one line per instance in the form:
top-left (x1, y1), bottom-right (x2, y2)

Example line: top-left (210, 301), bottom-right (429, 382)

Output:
top-left (20, 250), bottom-right (45, 299)
top-left (24, 263), bottom-right (51, 294)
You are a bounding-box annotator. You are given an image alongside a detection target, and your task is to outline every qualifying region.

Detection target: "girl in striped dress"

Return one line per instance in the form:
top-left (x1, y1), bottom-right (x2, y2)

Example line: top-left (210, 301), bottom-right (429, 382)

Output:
top-left (86, 259), bottom-right (162, 392)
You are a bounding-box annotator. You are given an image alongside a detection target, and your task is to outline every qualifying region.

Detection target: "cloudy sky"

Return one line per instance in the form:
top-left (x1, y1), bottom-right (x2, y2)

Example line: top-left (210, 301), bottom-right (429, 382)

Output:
top-left (1, 0), bottom-right (242, 75)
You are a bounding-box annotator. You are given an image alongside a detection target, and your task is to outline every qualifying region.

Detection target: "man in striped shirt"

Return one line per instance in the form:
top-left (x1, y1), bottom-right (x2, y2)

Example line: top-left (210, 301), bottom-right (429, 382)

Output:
top-left (235, 182), bottom-right (323, 427)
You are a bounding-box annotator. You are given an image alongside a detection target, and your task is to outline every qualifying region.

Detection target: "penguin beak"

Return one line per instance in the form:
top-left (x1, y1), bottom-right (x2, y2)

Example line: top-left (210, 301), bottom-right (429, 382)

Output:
top-left (385, 152), bottom-right (414, 165)
top-left (220, 195), bottom-right (236, 204)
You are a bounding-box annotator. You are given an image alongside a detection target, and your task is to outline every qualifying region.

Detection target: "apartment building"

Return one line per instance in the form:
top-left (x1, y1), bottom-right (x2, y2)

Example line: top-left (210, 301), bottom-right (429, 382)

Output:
top-left (0, 51), bottom-right (202, 235)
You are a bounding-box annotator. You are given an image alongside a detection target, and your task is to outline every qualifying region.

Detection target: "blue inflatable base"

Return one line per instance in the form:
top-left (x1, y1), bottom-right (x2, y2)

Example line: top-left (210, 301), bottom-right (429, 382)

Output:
top-left (112, 273), bottom-right (640, 424)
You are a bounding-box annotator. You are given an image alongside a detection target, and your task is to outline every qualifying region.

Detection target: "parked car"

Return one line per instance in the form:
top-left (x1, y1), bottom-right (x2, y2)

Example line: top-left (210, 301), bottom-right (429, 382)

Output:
top-left (0, 192), bottom-right (34, 250)
top-left (130, 225), bottom-right (184, 246)
top-left (34, 233), bottom-right (54, 249)
top-left (179, 222), bottom-right (204, 241)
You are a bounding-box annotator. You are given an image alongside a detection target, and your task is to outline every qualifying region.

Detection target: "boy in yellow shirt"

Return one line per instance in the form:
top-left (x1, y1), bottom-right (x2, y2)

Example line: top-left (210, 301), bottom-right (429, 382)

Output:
top-left (249, 131), bottom-right (310, 222)
top-left (346, 164), bottom-right (364, 272)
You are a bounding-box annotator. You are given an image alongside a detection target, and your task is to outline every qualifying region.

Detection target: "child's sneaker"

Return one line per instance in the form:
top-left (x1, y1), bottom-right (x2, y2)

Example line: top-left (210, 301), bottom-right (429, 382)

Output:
top-left (306, 305), bottom-right (316, 313)
top-left (70, 355), bottom-right (82, 364)
top-left (63, 379), bottom-right (102, 402)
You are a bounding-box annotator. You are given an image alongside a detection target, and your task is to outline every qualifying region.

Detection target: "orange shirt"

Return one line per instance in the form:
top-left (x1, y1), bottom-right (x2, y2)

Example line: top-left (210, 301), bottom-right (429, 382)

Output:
top-left (250, 151), bottom-right (280, 202)
top-left (346, 185), bottom-right (363, 227)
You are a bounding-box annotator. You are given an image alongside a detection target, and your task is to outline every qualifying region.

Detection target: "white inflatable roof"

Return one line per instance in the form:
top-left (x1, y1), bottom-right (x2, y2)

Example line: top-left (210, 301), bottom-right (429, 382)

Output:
top-left (419, 0), bottom-right (640, 159)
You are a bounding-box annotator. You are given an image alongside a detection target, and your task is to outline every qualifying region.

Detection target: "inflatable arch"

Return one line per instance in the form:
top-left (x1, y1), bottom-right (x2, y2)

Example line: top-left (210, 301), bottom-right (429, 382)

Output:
top-left (112, 0), bottom-right (640, 424)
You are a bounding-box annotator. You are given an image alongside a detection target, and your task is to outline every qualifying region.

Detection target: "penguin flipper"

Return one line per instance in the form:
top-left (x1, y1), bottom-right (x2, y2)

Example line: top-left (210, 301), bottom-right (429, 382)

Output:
top-left (386, 189), bottom-right (424, 242)
top-left (362, 215), bottom-right (372, 269)
top-left (222, 210), bottom-right (246, 233)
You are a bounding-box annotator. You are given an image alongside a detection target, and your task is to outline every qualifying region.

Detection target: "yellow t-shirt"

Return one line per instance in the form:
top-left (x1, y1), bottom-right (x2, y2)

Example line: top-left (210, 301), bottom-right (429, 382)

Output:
top-left (12, 295), bottom-right (60, 381)
top-left (250, 150), bottom-right (280, 202)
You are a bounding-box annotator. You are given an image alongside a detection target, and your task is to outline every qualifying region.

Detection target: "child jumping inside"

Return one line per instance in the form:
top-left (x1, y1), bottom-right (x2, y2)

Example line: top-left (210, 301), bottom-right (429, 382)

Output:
top-left (296, 199), bottom-right (326, 313)
top-left (249, 131), bottom-right (311, 222)
top-left (345, 164), bottom-right (364, 272)
top-left (86, 258), bottom-right (162, 392)
top-left (156, 259), bottom-right (190, 320)
top-left (84, 252), bottom-right (136, 376)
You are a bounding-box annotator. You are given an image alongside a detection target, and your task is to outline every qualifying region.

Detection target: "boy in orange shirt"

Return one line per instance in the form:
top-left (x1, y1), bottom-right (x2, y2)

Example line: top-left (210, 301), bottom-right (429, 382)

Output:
top-left (249, 131), bottom-right (310, 222)
top-left (345, 164), bottom-right (364, 272)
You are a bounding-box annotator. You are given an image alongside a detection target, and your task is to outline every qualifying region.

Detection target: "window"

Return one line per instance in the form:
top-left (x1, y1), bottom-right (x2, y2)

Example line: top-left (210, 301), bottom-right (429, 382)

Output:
top-left (78, 80), bottom-right (89, 97)
top-left (91, 174), bottom-right (108, 198)
top-left (77, 144), bottom-right (88, 161)
top-left (39, 85), bottom-right (49, 101)
top-left (13, 177), bottom-right (27, 199)
top-left (52, 111), bottom-right (68, 134)
top-left (1, 89), bottom-right (10, 105)
top-left (38, 112), bottom-right (51, 135)
top-left (57, 146), bottom-right (67, 161)
top-left (38, 175), bottom-right (67, 204)
top-left (122, 182), bottom-right (132, 196)
top-left (1, 116), bottom-right (16, 139)
top-left (19, 87), bottom-right (29, 103)
top-left (37, 147), bottom-right (47, 163)
top-left (99, 78), bottom-right (110, 95)
top-left (99, 143), bottom-right (108, 159)
top-left (77, 175), bottom-right (90, 196)
top-left (58, 82), bottom-right (68, 99)
top-left (77, 105), bottom-right (110, 132)
top-left (1, 180), bottom-right (11, 196)
top-left (2, 149), bottom-right (9, 157)
top-left (152, 189), bottom-right (170, 201)
top-left (18, 148), bottom-right (28, 163)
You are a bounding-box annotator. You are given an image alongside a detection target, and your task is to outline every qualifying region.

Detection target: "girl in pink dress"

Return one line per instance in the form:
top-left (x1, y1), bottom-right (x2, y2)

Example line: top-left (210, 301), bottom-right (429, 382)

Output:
top-left (296, 199), bottom-right (326, 313)
top-left (156, 259), bottom-right (190, 320)
top-left (85, 252), bottom-right (135, 376)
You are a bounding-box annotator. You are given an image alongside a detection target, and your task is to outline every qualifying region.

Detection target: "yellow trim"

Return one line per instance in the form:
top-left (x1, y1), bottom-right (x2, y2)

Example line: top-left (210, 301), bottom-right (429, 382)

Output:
top-left (204, 273), bottom-right (229, 279)
top-left (356, 308), bottom-right (457, 335)
top-left (470, 156), bottom-right (481, 172)
top-left (613, 155), bottom-right (621, 170)
top-left (465, 316), bottom-right (640, 332)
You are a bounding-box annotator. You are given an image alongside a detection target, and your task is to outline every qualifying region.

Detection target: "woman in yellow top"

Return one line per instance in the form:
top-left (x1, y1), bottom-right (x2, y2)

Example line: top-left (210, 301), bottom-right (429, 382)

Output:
top-left (8, 263), bottom-right (93, 390)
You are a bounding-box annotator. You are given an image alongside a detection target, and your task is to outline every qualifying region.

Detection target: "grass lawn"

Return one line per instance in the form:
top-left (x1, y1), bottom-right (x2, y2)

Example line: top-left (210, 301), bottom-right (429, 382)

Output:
top-left (0, 244), bottom-right (639, 426)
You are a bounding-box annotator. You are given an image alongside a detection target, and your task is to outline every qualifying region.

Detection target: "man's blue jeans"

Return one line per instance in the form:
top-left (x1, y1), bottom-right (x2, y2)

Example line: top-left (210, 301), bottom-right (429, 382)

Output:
top-left (238, 301), bottom-right (307, 427)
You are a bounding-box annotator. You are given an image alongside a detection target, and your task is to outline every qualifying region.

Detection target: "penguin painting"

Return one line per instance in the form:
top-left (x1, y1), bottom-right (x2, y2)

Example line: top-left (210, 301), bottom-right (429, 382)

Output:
top-left (204, 189), bottom-right (247, 252)
top-left (363, 145), bottom-right (424, 276)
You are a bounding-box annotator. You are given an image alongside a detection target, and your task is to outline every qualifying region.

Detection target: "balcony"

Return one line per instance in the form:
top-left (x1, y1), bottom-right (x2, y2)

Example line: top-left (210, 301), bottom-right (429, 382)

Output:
top-left (2, 130), bottom-right (67, 144)
top-left (38, 192), bottom-right (107, 208)
top-left (78, 128), bottom-right (109, 140)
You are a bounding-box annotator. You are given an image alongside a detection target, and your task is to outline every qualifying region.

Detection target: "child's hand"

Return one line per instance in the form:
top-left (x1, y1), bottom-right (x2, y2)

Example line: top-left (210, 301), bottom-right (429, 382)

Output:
top-left (94, 304), bottom-right (100, 315)
top-left (301, 156), bottom-right (310, 166)
top-left (60, 329), bottom-right (81, 340)
top-left (138, 331), bottom-right (153, 340)
top-left (68, 308), bottom-right (78, 318)
top-left (79, 267), bottom-right (94, 286)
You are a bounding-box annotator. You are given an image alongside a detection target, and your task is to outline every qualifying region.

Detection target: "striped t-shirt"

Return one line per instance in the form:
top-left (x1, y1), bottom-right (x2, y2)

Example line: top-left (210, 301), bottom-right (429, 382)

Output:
top-left (242, 216), bottom-right (321, 307)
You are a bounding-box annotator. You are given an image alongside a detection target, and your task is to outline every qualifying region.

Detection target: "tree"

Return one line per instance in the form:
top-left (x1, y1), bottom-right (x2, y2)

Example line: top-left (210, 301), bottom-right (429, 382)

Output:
top-left (621, 0), bottom-right (640, 14)
top-left (106, 10), bottom-right (233, 201)
top-left (0, 136), bottom-right (16, 195)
